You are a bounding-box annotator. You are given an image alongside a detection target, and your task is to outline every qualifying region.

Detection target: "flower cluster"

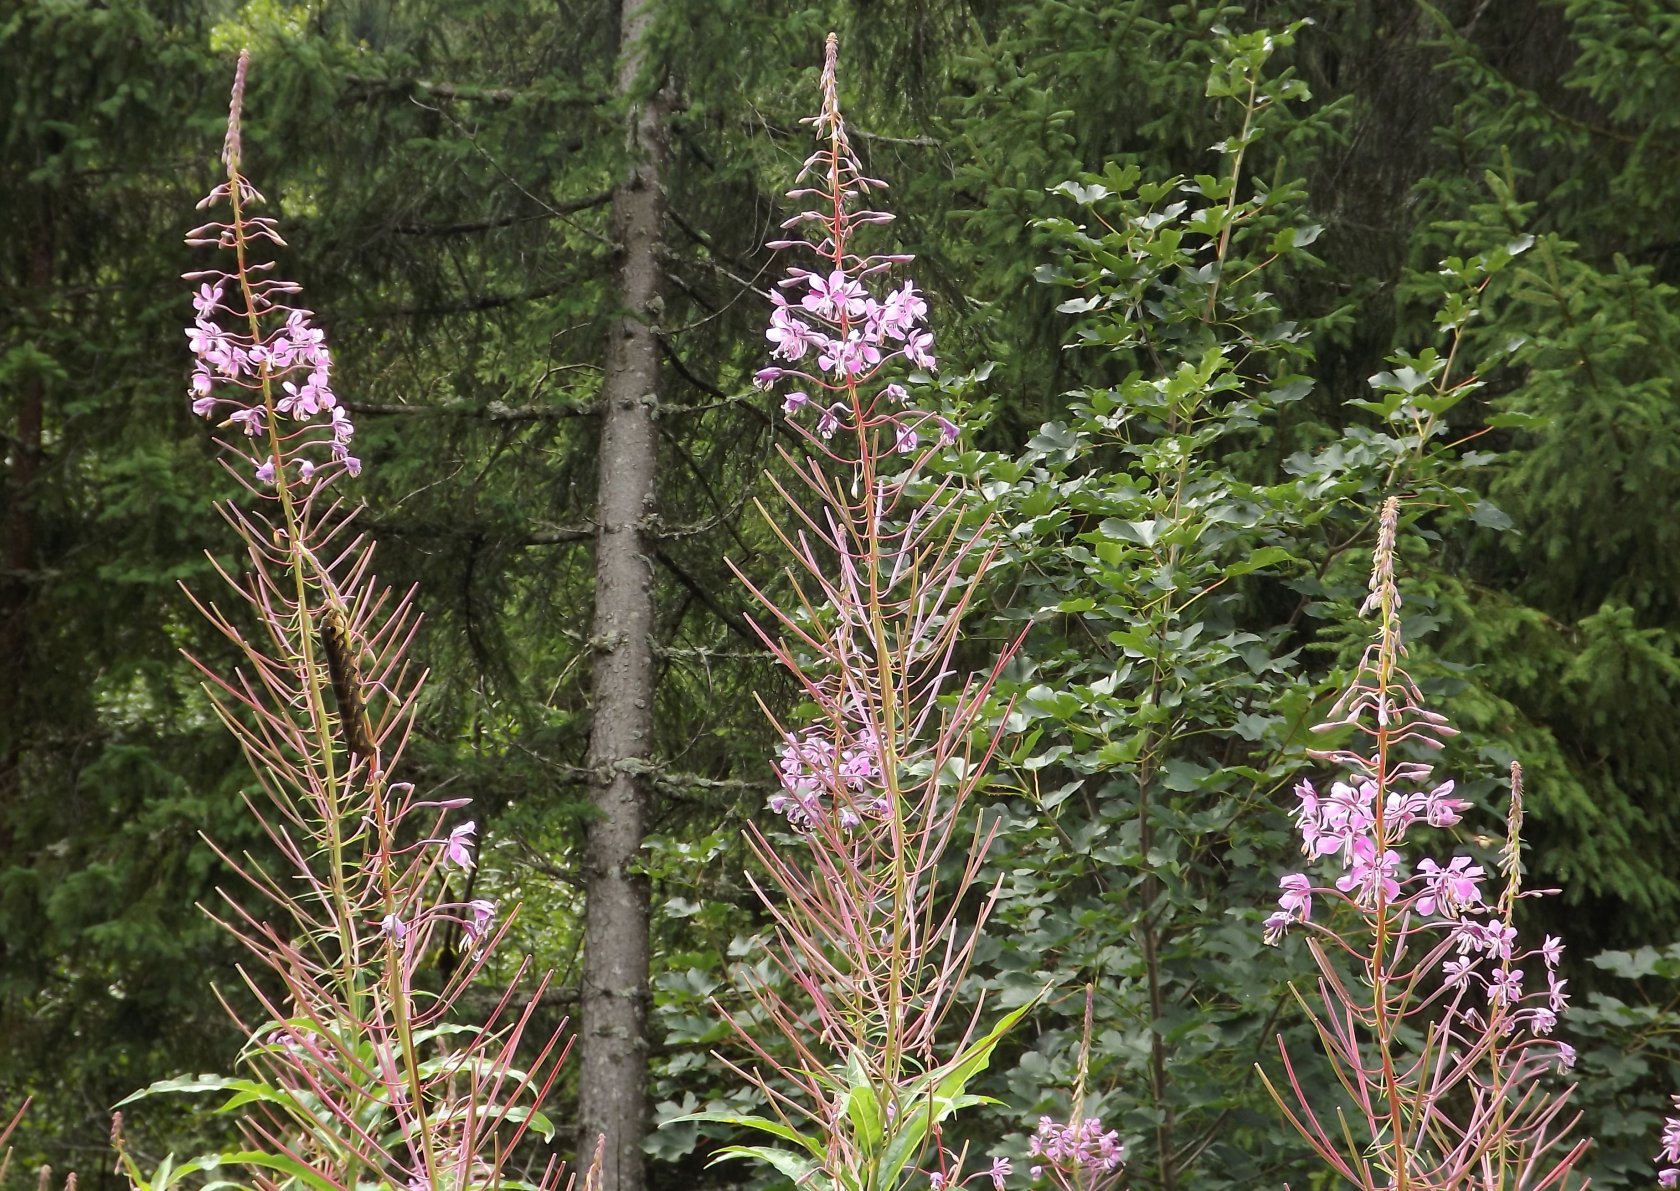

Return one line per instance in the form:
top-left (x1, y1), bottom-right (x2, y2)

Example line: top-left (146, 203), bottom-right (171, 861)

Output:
top-left (184, 52), bottom-right (359, 486)
top-left (752, 25), bottom-right (958, 460)
top-left (1267, 776), bottom-right (1475, 928)
top-left (758, 262), bottom-right (960, 445)
top-left (771, 724), bottom-right (887, 831)
top-left (1026, 1115), bottom-right (1125, 1191)
top-left (764, 272), bottom-right (939, 392)
top-left (1268, 772), bottom-right (1574, 1045)
top-left (186, 287), bottom-right (358, 483)
top-left (1660, 1097), bottom-right (1680, 1187)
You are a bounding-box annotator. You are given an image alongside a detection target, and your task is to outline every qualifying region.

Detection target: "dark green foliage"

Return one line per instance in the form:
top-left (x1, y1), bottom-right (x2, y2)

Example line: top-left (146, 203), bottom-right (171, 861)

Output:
top-left (930, 26), bottom-right (1500, 1188)
top-left (0, 1), bottom-right (260, 1173)
top-left (1405, 0), bottom-right (1680, 951)
top-left (4, 1), bottom-right (1680, 1188)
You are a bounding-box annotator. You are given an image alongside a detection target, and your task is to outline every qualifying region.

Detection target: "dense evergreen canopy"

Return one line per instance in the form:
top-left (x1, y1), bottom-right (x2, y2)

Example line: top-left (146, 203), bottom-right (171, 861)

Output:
top-left (3, 2), bottom-right (1677, 1189)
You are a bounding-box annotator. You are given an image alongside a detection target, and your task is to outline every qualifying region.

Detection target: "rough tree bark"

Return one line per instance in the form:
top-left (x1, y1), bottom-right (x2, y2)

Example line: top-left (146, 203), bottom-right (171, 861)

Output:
top-left (576, 1), bottom-right (666, 1189)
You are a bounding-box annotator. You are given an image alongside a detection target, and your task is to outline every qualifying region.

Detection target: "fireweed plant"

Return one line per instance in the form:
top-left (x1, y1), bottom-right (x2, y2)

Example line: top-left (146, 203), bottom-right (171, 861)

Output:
top-left (672, 34), bottom-right (1078, 1191)
top-left (1261, 497), bottom-right (1589, 1189)
top-left (116, 53), bottom-right (576, 1191)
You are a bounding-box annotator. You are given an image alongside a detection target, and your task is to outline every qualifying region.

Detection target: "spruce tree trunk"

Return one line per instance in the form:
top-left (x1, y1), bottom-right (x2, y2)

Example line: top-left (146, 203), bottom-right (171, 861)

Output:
top-left (576, 1), bottom-right (665, 1188)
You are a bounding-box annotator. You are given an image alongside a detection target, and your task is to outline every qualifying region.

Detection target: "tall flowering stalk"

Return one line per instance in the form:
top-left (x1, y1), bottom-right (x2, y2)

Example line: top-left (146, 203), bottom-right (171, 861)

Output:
top-left (117, 52), bottom-right (575, 1191)
top-left (676, 35), bottom-right (1027, 1191)
top-left (1261, 497), bottom-right (1588, 1189)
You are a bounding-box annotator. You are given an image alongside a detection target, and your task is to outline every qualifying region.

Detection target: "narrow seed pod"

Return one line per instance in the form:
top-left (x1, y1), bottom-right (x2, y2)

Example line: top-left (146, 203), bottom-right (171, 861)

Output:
top-left (320, 605), bottom-right (376, 765)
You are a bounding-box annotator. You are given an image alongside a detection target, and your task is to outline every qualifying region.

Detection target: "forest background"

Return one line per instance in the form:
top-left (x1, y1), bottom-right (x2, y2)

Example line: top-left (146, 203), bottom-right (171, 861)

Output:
top-left (5, 0), bottom-right (1680, 1189)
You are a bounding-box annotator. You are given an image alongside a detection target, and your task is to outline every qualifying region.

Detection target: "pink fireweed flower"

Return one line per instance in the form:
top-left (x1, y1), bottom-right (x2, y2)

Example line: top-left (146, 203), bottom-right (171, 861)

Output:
top-left (990, 1157), bottom-right (1012, 1190)
top-left (1422, 778), bottom-right (1469, 826)
top-left (1483, 919), bottom-right (1519, 961)
top-left (1450, 917), bottom-right (1490, 955)
top-left (771, 725), bottom-right (888, 832)
top-left (817, 330), bottom-right (881, 379)
top-left (463, 899), bottom-right (496, 946)
top-left (904, 329), bottom-right (936, 370)
top-left (802, 269), bottom-right (867, 320)
top-left (1540, 933), bottom-right (1564, 968)
top-left (443, 821), bottom-right (476, 870)
top-left (193, 282), bottom-right (224, 317)
top-left (1415, 855), bottom-right (1485, 917)
top-left (1294, 778), bottom-right (1377, 863)
top-left (1381, 788), bottom-right (1425, 834)
top-left (1291, 778), bottom-right (1321, 841)
top-left (1487, 966), bottom-right (1524, 1007)
top-left (264, 1027), bottom-right (321, 1053)
top-left (1264, 872), bottom-right (1314, 944)
top-left (1277, 873), bottom-right (1312, 922)
top-left (876, 280), bottom-right (928, 339)
top-left (379, 913), bottom-right (409, 948)
top-left (768, 303), bottom-right (819, 362)
top-left (334, 443), bottom-right (362, 477)
top-left (816, 405), bottom-right (843, 439)
top-left (1334, 836), bottom-right (1402, 908)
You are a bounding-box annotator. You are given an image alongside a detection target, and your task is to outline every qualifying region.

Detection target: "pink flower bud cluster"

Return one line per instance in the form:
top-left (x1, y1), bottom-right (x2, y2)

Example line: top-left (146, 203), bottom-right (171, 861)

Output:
top-left (755, 34), bottom-right (959, 460)
top-left (1026, 1114), bottom-right (1125, 1190)
top-left (184, 54), bottom-right (359, 487)
top-left (771, 724), bottom-right (887, 832)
